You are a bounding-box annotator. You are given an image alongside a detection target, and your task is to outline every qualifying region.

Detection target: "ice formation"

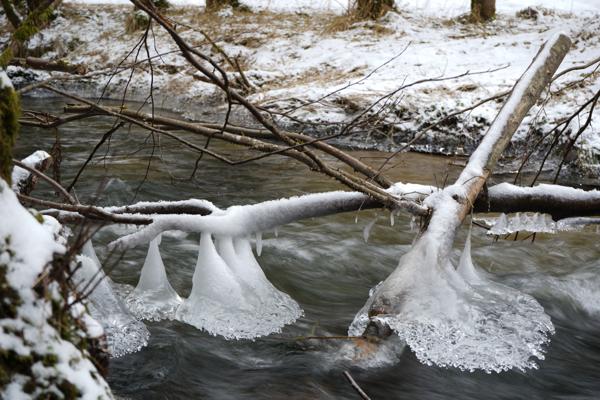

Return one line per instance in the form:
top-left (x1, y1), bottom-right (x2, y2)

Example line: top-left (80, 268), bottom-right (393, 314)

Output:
top-left (175, 233), bottom-right (302, 339)
top-left (480, 213), bottom-right (600, 235)
top-left (255, 232), bottom-right (263, 256)
top-left (125, 235), bottom-right (182, 321)
top-left (487, 212), bottom-right (557, 235)
top-left (349, 226), bottom-right (554, 373)
top-left (363, 217), bottom-right (378, 243)
top-left (75, 243), bottom-right (149, 358)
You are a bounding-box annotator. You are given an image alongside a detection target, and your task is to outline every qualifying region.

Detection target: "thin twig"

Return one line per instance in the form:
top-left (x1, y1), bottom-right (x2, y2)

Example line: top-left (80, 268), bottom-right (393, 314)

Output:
top-left (343, 371), bottom-right (372, 400)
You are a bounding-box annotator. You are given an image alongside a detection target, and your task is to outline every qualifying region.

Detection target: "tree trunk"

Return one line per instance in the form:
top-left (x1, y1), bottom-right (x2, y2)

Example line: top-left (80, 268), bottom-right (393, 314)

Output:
top-left (0, 0), bottom-right (22, 29)
top-left (205, 0), bottom-right (240, 10)
top-left (471, 0), bottom-right (495, 22)
top-left (355, 0), bottom-right (394, 20)
top-left (362, 33), bottom-right (572, 336)
top-left (0, 72), bottom-right (20, 185)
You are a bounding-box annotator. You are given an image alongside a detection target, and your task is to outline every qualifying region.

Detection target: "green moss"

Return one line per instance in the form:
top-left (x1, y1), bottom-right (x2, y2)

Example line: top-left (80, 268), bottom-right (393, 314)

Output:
top-left (152, 0), bottom-right (170, 10)
top-left (0, 5), bottom-right (56, 68)
top-left (0, 82), bottom-right (20, 185)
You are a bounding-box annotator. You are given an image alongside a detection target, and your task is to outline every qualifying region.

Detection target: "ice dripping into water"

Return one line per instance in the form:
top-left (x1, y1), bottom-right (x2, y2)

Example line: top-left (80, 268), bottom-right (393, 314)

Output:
top-left (256, 232), bottom-right (263, 256)
top-left (487, 213), bottom-right (557, 235)
top-left (175, 233), bottom-right (248, 338)
top-left (176, 233), bottom-right (301, 339)
top-left (125, 234), bottom-right (182, 321)
top-left (363, 217), bottom-right (377, 243)
top-left (230, 237), bottom-right (302, 330)
top-left (74, 245), bottom-right (149, 358)
top-left (348, 231), bottom-right (554, 373)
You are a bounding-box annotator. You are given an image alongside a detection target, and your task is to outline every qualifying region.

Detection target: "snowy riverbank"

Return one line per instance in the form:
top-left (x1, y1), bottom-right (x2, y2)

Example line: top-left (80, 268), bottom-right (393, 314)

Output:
top-left (2, 0), bottom-right (600, 177)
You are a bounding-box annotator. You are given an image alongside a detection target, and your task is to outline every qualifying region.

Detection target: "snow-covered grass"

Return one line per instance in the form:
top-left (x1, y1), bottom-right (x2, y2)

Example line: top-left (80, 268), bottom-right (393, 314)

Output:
top-left (3, 0), bottom-right (600, 175)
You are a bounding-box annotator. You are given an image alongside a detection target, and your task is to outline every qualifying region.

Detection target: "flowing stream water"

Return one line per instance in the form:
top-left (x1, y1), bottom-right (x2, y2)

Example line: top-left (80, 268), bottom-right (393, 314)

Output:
top-left (15, 98), bottom-right (600, 399)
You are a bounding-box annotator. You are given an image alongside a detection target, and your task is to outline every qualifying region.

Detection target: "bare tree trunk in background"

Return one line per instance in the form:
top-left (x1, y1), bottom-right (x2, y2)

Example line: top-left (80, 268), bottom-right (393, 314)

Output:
top-left (0, 0), bottom-right (22, 28)
top-left (355, 0), bottom-right (395, 19)
top-left (471, 0), bottom-right (495, 22)
top-left (205, 0), bottom-right (240, 10)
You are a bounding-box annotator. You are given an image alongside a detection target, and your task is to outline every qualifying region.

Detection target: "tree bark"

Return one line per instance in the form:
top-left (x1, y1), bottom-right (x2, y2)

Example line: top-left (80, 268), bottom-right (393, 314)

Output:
top-left (355, 0), bottom-right (394, 19)
top-left (471, 0), bottom-right (495, 22)
top-left (0, 0), bottom-right (22, 28)
top-left (0, 73), bottom-right (20, 185)
top-left (9, 57), bottom-right (87, 74)
top-left (205, 0), bottom-right (240, 11)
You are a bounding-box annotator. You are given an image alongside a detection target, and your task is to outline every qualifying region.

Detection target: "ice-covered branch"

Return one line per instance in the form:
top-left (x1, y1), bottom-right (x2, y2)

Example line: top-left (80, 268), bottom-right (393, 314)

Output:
top-left (11, 150), bottom-right (53, 195)
top-left (108, 190), bottom-right (420, 250)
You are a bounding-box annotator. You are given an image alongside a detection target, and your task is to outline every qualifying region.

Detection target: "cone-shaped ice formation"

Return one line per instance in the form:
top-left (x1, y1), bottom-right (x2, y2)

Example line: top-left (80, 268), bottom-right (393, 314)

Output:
top-left (125, 234), bottom-right (182, 321)
top-left (74, 248), bottom-right (149, 358)
top-left (175, 233), bottom-right (250, 339)
top-left (175, 233), bottom-right (302, 339)
top-left (222, 236), bottom-right (302, 332)
top-left (349, 231), bottom-right (554, 373)
top-left (456, 229), bottom-right (481, 284)
top-left (82, 240), bottom-right (102, 270)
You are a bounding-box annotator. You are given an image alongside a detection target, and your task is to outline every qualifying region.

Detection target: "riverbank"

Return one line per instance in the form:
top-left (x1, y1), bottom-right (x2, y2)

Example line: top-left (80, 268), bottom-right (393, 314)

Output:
top-left (2, 1), bottom-right (599, 179)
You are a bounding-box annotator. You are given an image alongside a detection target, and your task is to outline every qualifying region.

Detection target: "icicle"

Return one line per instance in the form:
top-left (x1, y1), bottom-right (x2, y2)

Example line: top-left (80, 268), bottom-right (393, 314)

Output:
top-left (274, 228), bottom-right (278, 238)
top-left (457, 229), bottom-right (481, 284)
top-left (175, 233), bottom-right (252, 339)
top-left (390, 211), bottom-right (395, 227)
top-left (489, 213), bottom-right (509, 235)
top-left (255, 231), bottom-right (263, 256)
top-left (363, 217), bottom-right (377, 243)
top-left (125, 234), bottom-right (182, 321)
top-left (74, 254), bottom-right (149, 358)
top-left (409, 216), bottom-right (418, 232)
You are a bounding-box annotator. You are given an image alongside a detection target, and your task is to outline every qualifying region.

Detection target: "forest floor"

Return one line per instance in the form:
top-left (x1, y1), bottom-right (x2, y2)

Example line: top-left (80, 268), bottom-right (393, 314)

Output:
top-left (2, 0), bottom-right (600, 179)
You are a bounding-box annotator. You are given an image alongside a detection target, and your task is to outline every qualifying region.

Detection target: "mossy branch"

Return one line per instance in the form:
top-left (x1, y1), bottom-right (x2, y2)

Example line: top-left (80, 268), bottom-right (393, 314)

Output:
top-left (0, 0), bottom-right (58, 68)
top-left (0, 80), bottom-right (20, 185)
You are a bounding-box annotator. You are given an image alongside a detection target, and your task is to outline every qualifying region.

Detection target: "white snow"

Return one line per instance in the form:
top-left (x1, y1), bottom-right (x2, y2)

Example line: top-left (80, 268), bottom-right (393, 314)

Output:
top-left (0, 178), bottom-right (112, 399)
top-left (0, 70), bottom-right (13, 89)
top-left (11, 150), bottom-right (52, 192)
top-left (7, 0), bottom-right (599, 167)
top-left (489, 182), bottom-right (600, 201)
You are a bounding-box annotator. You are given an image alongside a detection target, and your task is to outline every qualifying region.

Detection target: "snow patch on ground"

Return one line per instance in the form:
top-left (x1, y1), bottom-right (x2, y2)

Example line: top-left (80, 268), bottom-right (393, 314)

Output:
top-left (3, 0), bottom-right (600, 174)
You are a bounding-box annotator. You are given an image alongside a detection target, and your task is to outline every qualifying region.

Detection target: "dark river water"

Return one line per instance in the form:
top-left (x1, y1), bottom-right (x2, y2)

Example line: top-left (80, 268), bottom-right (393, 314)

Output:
top-left (15, 97), bottom-right (600, 399)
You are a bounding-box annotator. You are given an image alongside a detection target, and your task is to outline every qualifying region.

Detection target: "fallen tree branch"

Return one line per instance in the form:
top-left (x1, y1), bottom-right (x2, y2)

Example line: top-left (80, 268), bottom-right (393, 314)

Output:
top-left (361, 32), bottom-right (572, 338)
top-left (9, 57), bottom-right (87, 74)
top-left (11, 150), bottom-right (53, 195)
top-left (343, 371), bottom-right (371, 400)
top-left (60, 104), bottom-right (393, 188)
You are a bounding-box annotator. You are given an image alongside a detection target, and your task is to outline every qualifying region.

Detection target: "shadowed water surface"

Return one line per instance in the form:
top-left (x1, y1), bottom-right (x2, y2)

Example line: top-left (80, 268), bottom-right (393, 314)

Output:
top-left (15, 98), bottom-right (600, 399)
